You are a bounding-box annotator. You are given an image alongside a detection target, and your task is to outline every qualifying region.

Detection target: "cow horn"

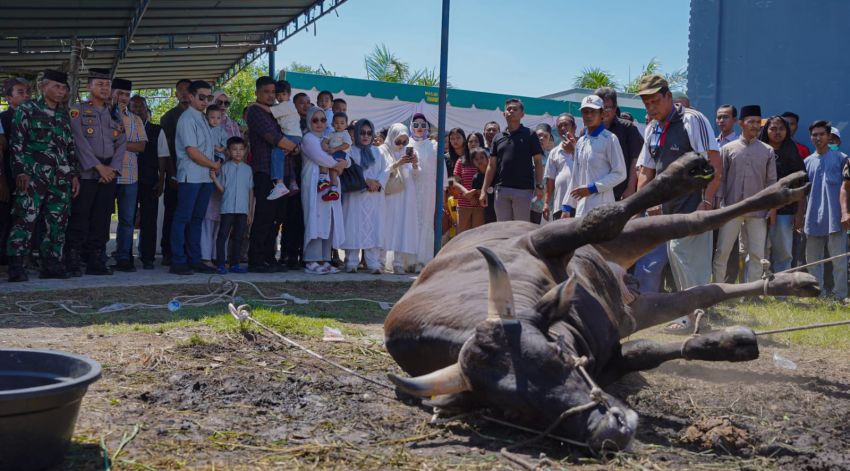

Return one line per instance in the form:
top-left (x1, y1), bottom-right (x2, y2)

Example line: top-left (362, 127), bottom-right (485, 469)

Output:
top-left (476, 247), bottom-right (517, 322)
top-left (387, 363), bottom-right (470, 397)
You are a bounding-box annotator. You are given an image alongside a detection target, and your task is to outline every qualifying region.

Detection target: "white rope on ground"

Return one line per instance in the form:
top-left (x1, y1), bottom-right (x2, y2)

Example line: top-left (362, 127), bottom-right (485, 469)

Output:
top-left (2, 275), bottom-right (394, 317)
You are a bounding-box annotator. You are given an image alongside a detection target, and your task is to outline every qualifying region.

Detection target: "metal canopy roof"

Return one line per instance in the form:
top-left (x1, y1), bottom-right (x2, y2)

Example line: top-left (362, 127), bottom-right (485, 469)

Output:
top-left (0, 0), bottom-right (347, 90)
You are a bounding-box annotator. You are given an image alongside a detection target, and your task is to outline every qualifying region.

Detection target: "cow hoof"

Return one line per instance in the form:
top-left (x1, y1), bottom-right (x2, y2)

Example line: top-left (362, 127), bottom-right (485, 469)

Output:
top-left (681, 326), bottom-right (759, 363)
top-left (766, 272), bottom-right (820, 298)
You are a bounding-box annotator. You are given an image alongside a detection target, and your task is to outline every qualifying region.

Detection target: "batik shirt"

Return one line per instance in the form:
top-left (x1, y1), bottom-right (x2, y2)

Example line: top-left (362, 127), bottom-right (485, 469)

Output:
top-left (116, 108), bottom-right (147, 185)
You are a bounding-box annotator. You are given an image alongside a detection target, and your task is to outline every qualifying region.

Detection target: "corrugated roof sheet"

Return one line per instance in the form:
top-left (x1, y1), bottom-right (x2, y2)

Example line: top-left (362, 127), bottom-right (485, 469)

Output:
top-left (0, 0), bottom-right (346, 90)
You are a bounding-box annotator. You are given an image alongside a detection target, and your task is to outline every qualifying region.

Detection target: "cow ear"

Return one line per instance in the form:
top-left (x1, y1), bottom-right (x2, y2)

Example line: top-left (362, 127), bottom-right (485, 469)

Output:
top-left (535, 275), bottom-right (578, 325)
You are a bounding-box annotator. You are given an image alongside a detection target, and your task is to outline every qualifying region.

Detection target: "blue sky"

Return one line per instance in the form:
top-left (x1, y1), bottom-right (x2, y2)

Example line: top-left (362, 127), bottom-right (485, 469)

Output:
top-left (273, 0), bottom-right (690, 97)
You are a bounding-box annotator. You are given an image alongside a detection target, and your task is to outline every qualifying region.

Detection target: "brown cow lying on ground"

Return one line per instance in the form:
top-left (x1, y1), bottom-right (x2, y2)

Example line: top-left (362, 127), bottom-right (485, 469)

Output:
top-left (384, 153), bottom-right (817, 453)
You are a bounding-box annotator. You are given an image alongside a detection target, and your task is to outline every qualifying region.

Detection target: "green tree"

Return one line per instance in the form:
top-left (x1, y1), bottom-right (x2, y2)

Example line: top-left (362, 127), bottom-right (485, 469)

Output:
top-left (573, 67), bottom-right (618, 89)
top-left (220, 62), bottom-right (267, 123)
top-left (363, 43), bottom-right (442, 86)
top-left (623, 58), bottom-right (688, 94)
top-left (136, 89), bottom-right (176, 124)
top-left (286, 61), bottom-right (336, 76)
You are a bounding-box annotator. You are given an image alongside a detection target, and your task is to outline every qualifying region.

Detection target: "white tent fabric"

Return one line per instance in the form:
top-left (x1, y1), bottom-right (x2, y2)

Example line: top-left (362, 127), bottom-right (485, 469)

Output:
top-left (293, 89), bottom-right (570, 134)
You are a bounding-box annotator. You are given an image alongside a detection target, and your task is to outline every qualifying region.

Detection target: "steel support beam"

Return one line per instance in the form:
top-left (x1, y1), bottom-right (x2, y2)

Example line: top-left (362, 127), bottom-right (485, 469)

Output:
top-left (434, 0), bottom-right (450, 256)
top-left (214, 0), bottom-right (347, 87)
top-left (110, 0), bottom-right (150, 77)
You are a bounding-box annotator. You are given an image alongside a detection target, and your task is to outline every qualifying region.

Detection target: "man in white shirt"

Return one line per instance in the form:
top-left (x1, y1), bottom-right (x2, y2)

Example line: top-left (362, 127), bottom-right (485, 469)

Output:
top-left (560, 95), bottom-right (626, 217)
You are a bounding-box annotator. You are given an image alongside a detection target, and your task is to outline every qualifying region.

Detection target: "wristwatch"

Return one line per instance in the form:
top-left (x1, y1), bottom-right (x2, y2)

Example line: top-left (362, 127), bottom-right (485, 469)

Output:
top-left (535, 183), bottom-right (544, 190)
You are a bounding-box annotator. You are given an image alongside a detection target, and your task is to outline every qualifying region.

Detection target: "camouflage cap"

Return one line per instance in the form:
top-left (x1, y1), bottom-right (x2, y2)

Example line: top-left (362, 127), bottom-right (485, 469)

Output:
top-left (636, 74), bottom-right (669, 96)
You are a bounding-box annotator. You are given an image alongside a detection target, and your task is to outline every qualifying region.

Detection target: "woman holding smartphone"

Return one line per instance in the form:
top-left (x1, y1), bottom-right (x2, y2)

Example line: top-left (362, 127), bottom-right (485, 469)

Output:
top-left (380, 123), bottom-right (420, 274)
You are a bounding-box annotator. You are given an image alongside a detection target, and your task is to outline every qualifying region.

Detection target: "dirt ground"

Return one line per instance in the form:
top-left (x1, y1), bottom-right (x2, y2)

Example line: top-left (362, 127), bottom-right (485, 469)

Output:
top-left (1, 282), bottom-right (849, 470)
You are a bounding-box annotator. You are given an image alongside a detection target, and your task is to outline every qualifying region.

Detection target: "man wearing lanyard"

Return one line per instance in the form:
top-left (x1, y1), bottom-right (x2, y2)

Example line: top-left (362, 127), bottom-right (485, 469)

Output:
top-left (635, 75), bottom-right (721, 304)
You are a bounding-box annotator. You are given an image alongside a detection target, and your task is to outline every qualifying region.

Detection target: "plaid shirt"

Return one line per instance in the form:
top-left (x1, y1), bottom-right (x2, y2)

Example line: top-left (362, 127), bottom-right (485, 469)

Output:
top-left (246, 104), bottom-right (284, 175)
top-left (116, 109), bottom-right (147, 184)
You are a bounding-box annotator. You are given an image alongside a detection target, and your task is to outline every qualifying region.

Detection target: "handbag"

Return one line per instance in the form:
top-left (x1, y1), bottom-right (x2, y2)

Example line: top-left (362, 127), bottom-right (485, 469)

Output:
top-left (384, 167), bottom-right (405, 195)
top-left (339, 159), bottom-right (367, 193)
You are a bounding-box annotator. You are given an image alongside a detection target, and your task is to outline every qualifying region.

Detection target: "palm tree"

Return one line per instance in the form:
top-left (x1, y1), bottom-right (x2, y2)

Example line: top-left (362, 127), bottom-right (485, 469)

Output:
top-left (364, 44), bottom-right (410, 83)
top-left (286, 62), bottom-right (336, 76)
top-left (623, 58), bottom-right (688, 94)
top-left (573, 67), bottom-right (617, 89)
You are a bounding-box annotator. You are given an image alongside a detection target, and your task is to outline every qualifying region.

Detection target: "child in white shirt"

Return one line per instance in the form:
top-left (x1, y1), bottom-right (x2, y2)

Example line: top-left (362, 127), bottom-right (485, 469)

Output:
top-left (267, 80), bottom-right (303, 200)
top-left (318, 112), bottom-right (352, 201)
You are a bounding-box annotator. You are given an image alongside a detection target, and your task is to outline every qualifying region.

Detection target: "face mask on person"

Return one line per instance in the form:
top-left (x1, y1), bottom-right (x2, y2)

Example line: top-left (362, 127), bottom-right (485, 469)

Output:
top-left (829, 144), bottom-right (840, 151)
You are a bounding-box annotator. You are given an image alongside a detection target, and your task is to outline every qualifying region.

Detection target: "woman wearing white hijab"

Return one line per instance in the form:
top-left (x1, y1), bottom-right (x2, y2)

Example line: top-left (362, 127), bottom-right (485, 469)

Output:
top-left (300, 106), bottom-right (350, 274)
top-left (339, 119), bottom-right (389, 274)
top-left (409, 113), bottom-right (443, 271)
top-left (380, 123), bottom-right (419, 274)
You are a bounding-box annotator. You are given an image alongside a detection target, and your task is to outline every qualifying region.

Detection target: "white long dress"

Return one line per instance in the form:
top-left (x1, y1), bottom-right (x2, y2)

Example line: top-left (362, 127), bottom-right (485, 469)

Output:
top-left (340, 146), bottom-right (389, 250)
top-left (412, 138), bottom-right (442, 266)
top-left (381, 146), bottom-right (419, 258)
top-left (301, 132), bottom-right (348, 247)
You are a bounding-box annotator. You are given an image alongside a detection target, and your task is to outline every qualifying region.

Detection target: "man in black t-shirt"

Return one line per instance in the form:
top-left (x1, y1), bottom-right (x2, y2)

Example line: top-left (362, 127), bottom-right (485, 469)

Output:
top-left (479, 98), bottom-right (544, 222)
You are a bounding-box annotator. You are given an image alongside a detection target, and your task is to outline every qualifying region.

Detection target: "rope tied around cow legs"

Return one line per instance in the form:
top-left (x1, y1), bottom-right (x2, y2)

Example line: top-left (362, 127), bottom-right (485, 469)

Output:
top-left (680, 309), bottom-right (706, 361)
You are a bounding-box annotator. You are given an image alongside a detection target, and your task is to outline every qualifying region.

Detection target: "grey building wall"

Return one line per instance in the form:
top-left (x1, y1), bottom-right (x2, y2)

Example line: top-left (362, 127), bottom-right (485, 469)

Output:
top-left (689, 0), bottom-right (850, 143)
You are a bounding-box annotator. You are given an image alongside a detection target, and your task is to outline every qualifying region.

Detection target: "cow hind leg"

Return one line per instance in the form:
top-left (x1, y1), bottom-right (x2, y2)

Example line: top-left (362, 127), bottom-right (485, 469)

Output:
top-left (626, 272), bottom-right (819, 334)
top-left (596, 171), bottom-right (809, 268)
top-left (599, 327), bottom-right (759, 385)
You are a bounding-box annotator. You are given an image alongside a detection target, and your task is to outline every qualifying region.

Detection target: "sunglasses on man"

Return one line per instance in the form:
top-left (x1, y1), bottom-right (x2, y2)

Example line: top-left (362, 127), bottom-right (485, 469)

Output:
top-left (196, 94), bottom-right (214, 102)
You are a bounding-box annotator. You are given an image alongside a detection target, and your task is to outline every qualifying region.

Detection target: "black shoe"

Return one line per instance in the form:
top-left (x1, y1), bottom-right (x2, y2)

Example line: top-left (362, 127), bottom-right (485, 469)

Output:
top-left (85, 263), bottom-right (113, 276)
top-left (192, 263), bottom-right (216, 274)
top-left (7, 256), bottom-right (28, 282)
top-left (169, 264), bottom-right (194, 275)
top-left (39, 259), bottom-right (69, 279)
top-left (112, 259), bottom-right (137, 272)
top-left (64, 249), bottom-right (82, 277)
top-left (161, 255), bottom-right (172, 266)
top-left (141, 261), bottom-right (155, 270)
top-left (275, 262), bottom-right (289, 273)
top-left (248, 263), bottom-right (271, 273)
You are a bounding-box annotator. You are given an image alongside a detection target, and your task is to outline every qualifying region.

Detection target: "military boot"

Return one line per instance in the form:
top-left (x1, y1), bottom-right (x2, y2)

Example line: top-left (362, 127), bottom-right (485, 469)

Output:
top-left (65, 249), bottom-right (82, 277)
top-left (85, 251), bottom-right (113, 276)
top-left (7, 256), bottom-right (28, 282)
top-left (39, 257), bottom-right (69, 279)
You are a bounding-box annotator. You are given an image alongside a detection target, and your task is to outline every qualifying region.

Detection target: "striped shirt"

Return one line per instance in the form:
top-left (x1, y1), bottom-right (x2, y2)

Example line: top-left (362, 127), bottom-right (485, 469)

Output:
top-left (636, 105), bottom-right (718, 170)
top-left (453, 160), bottom-right (482, 208)
top-left (116, 110), bottom-right (147, 184)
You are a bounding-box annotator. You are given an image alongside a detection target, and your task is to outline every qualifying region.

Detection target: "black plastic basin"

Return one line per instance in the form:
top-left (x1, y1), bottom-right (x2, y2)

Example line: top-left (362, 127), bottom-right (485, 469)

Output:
top-left (0, 349), bottom-right (102, 471)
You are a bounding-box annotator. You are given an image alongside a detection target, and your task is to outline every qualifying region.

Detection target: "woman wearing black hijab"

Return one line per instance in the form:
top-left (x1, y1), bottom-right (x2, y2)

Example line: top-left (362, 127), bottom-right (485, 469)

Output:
top-left (759, 115), bottom-right (806, 272)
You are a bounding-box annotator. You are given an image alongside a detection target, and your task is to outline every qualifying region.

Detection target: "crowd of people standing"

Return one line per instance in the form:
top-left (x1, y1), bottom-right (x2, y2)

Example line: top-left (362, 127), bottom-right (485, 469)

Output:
top-left (1, 70), bottom-right (849, 308)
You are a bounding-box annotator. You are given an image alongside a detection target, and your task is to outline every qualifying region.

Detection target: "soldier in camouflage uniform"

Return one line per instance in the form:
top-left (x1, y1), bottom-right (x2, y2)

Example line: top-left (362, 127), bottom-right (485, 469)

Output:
top-left (6, 69), bottom-right (80, 282)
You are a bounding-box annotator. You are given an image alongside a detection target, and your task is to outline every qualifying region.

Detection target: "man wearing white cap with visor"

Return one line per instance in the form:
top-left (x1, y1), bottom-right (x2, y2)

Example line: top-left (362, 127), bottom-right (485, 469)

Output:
top-left (560, 94), bottom-right (627, 217)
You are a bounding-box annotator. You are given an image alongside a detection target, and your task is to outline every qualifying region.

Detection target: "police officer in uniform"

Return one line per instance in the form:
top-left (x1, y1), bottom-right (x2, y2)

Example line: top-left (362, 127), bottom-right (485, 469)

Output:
top-left (66, 68), bottom-right (125, 276)
top-left (6, 69), bottom-right (80, 282)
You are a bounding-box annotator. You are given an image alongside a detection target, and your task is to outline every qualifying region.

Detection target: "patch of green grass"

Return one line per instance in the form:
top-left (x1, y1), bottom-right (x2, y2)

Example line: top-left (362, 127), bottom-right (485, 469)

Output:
top-left (639, 297), bottom-right (850, 351)
top-left (722, 298), bottom-right (850, 350)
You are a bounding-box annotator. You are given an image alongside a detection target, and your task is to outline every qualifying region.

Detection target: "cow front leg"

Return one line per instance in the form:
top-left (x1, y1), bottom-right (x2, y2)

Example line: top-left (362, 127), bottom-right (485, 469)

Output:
top-left (598, 327), bottom-right (759, 385)
top-left (596, 171), bottom-right (809, 268)
top-left (529, 154), bottom-right (714, 259)
top-left (625, 272), bottom-right (819, 335)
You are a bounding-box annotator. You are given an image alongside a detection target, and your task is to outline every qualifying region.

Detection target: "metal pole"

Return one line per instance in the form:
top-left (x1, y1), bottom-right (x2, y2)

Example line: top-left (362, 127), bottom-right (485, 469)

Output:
top-left (434, 0), bottom-right (450, 256)
top-left (268, 45), bottom-right (276, 79)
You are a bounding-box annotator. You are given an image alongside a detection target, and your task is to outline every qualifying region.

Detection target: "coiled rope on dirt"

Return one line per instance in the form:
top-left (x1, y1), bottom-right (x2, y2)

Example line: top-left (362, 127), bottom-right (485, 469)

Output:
top-left (5, 275), bottom-right (394, 316)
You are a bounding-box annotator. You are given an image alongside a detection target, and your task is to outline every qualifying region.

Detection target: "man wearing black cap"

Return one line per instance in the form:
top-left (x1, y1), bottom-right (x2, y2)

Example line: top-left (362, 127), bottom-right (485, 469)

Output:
top-left (6, 69), bottom-right (79, 281)
top-left (111, 78), bottom-right (147, 272)
top-left (712, 105), bottom-right (776, 284)
top-left (66, 68), bottom-right (125, 276)
top-left (634, 74), bottom-right (721, 298)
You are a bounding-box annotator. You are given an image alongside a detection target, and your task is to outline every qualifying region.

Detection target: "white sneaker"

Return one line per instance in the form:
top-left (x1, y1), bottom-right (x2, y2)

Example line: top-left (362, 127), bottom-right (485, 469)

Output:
top-left (322, 262), bottom-right (340, 274)
top-left (305, 262), bottom-right (329, 275)
top-left (267, 183), bottom-right (290, 200)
